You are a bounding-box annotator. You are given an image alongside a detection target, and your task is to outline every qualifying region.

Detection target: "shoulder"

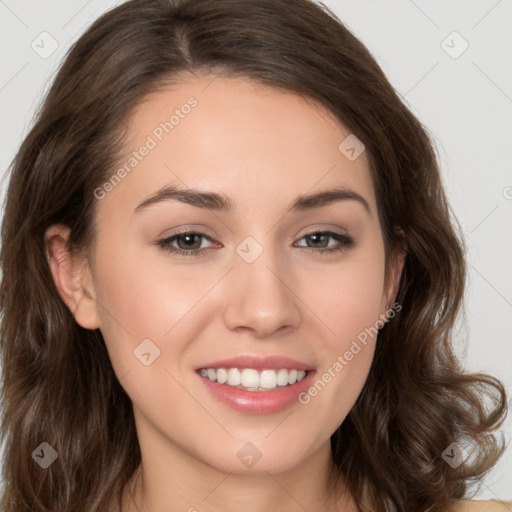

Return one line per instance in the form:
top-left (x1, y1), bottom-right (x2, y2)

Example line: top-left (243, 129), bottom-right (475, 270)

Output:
top-left (452, 499), bottom-right (512, 512)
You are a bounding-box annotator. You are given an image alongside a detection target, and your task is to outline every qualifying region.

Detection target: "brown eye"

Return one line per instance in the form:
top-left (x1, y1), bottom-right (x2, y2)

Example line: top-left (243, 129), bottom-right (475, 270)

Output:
top-left (158, 232), bottom-right (215, 258)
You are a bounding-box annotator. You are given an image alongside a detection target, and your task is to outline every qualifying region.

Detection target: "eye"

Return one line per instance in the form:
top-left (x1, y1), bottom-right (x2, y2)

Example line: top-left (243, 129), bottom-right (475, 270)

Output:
top-left (294, 231), bottom-right (354, 254)
top-left (157, 231), bottom-right (216, 258)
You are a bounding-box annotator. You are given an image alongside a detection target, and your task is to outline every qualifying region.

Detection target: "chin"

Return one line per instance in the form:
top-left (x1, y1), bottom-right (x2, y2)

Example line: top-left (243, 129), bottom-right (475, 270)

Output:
top-left (194, 433), bottom-right (322, 476)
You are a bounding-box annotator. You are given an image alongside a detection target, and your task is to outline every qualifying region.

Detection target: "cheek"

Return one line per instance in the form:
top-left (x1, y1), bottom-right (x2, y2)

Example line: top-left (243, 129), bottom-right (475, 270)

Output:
top-left (297, 242), bottom-right (385, 418)
top-left (91, 237), bottom-right (219, 385)
top-left (90, 238), bottom-right (170, 373)
top-left (92, 229), bottom-right (196, 331)
top-left (305, 244), bottom-right (387, 350)
top-left (298, 304), bottom-right (381, 438)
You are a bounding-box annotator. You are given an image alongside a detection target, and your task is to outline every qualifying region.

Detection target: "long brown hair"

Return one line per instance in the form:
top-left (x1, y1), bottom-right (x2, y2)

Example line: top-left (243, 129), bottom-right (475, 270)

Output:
top-left (0, 0), bottom-right (507, 510)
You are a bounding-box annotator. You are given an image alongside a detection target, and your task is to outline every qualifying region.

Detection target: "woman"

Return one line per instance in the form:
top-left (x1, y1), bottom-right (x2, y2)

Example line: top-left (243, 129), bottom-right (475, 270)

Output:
top-left (0, 0), bottom-right (509, 511)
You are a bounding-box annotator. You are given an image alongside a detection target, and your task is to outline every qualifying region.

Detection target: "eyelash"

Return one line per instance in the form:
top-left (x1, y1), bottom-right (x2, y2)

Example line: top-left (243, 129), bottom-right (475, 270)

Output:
top-left (157, 230), bottom-right (355, 258)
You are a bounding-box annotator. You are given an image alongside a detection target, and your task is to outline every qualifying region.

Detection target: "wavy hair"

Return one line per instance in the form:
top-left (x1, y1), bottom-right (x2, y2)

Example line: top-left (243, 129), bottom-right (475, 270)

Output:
top-left (0, 0), bottom-right (507, 510)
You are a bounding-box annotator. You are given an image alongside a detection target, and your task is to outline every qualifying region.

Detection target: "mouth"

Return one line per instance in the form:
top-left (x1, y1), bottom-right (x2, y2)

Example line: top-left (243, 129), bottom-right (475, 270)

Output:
top-left (194, 355), bottom-right (316, 414)
top-left (196, 367), bottom-right (310, 391)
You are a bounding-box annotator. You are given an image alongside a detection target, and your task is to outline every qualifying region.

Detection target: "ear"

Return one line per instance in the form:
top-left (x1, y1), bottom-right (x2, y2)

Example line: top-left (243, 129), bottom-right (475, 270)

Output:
top-left (381, 228), bottom-right (407, 318)
top-left (45, 224), bottom-right (101, 330)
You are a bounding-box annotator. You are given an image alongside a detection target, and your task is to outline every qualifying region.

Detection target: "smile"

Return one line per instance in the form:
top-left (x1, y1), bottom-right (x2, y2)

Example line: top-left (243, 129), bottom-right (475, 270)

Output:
top-left (198, 367), bottom-right (308, 391)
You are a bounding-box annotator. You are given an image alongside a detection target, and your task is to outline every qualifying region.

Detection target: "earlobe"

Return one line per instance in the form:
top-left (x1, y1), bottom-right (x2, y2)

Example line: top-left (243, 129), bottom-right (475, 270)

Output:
top-left (45, 224), bottom-right (101, 330)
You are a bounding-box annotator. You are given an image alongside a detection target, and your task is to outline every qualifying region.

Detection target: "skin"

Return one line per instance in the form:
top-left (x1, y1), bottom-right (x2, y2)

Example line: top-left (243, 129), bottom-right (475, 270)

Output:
top-left (46, 74), bottom-right (406, 512)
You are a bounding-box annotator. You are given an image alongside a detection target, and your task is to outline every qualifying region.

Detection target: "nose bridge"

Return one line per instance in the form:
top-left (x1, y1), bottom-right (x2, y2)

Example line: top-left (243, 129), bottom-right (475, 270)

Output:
top-left (222, 234), bottom-right (301, 336)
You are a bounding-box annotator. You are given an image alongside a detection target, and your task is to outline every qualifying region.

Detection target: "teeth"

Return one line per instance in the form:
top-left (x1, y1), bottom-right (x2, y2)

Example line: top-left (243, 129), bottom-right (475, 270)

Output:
top-left (260, 369), bottom-right (278, 389)
top-left (241, 368), bottom-right (259, 388)
top-left (227, 368), bottom-right (242, 386)
top-left (216, 368), bottom-right (228, 384)
top-left (199, 368), bottom-right (308, 391)
top-left (276, 368), bottom-right (289, 386)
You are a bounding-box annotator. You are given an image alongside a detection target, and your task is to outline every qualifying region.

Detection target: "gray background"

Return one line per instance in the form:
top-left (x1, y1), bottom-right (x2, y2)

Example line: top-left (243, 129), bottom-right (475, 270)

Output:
top-left (0, 0), bottom-right (511, 502)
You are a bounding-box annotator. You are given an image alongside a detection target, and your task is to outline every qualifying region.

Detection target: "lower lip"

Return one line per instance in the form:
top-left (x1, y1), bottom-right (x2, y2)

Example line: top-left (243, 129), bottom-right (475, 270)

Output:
top-left (197, 370), bottom-right (317, 415)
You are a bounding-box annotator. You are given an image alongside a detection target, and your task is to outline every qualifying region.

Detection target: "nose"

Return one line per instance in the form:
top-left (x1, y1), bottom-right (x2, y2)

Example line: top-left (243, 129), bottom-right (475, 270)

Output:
top-left (222, 246), bottom-right (302, 338)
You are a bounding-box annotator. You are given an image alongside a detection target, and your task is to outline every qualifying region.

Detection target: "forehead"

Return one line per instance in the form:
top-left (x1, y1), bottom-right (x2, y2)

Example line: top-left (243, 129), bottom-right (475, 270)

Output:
top-left (100, 74), bottom-right (377, 219)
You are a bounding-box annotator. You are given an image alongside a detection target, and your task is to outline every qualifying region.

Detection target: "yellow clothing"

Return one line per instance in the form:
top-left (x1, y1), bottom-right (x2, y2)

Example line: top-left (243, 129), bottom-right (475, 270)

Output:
top-left (454, 500), bottom-right (512, 511)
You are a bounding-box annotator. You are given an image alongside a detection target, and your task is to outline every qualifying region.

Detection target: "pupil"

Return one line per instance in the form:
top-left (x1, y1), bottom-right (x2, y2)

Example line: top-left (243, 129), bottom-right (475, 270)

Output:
top-left (181, 234), bottom-right (200, 249)
top-left (309, 233), bottom-right (327, 247)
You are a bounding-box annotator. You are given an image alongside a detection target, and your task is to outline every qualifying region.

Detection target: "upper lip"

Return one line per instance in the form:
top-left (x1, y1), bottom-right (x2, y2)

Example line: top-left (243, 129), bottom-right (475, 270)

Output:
top-left (195, 355), bottom-right (315, 371)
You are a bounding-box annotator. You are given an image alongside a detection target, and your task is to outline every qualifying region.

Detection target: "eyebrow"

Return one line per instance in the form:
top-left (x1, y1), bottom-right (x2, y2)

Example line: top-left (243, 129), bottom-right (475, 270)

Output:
top-left (133, 184), bottom-right (371, 215)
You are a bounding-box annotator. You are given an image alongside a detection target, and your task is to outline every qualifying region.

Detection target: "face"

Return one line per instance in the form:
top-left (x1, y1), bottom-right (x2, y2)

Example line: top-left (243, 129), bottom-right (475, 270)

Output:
top-left (53, 74), bottom-right (402, 476)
